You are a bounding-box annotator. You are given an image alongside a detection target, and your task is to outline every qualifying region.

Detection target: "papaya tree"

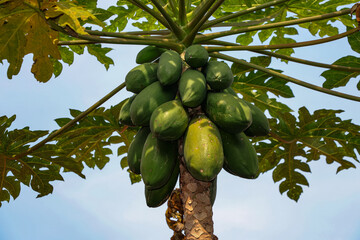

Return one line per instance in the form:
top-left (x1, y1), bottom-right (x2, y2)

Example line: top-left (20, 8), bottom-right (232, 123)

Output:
top-left (1, 0), bottom-right (360, 239)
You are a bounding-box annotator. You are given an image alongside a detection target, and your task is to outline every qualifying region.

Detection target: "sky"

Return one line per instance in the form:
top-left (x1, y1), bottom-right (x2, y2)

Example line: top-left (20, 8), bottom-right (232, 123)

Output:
top-left (1, 3), bottom-right (360, 240)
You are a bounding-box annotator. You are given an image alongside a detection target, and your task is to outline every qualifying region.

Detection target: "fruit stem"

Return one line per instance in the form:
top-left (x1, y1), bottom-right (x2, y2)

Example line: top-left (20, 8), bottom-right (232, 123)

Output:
top-left (211, 52), bottom-right (360, 102)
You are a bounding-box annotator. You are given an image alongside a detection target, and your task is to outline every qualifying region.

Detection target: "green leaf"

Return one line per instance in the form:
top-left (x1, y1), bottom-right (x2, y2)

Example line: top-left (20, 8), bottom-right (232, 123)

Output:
top-left (320, 56), bottom-right (360, 89)
top-left (86, 44), bottom-right (114, 70)
top-left (347, 26), bottom-right (360, 54)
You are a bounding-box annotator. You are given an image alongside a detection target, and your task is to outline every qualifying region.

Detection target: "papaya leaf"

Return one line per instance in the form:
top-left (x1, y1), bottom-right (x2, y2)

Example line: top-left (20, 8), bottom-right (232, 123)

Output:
top-left (347, 26), bottom-right (360, 54)
top-left (320, 56), bottom-right (360, 90)
top-left (0, 115), bottom-right (84, 207)
top-left (253, 106), bottom-right (359, 201)
top-left (86, 44), bottom-right (114, 70)
top-left (0, 1), bottom-right (61, 82)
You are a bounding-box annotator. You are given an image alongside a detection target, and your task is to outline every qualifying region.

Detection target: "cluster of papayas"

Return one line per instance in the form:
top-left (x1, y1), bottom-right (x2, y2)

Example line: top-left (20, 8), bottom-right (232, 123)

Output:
top-left (118, 44), bottom-right (270, 208)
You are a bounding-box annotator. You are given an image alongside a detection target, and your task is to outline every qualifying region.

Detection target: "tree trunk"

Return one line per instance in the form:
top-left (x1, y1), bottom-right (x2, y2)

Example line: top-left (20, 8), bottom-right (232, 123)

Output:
top-left (179, 156), bottom-right (216, 240)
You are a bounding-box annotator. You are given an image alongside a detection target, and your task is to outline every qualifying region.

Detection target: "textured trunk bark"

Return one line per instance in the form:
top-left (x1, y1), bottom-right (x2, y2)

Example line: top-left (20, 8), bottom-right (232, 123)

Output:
top-left (179, 157), bottom-right (217, 240)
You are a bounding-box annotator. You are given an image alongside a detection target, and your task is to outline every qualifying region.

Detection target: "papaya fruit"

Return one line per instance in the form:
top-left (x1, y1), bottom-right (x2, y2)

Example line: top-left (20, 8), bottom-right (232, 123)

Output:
top-left (184, 45), bottom-right (209, 68)
top-left (130, 81), bottom-right (177, 126)
top-left (127, 127), bottom-right (151, 174)
top-left (145, 160), bottom-right (179, 208)
top-left (184, 115), bottom-right (224, 181)
top-left (140, 132), bottom-right (178, 189)
top-left (125, 63), bottom-right (158, 93)
top-left (223, 87), bottom-right (237, 97)
top-left (118, 95), bottom-right (136, 126)
top-left (136, 45), bottom-right (165, 64)
top-left (179, 69), bottom-right (207, 107)
top-left (203, 61), bottom-right (233, 90)
top-left (205, 92), bottom-right (252, 134)
top-left (244, 101), bottom-right (270, 137)
top-left (220, 130), bottom-right (259, 179)
top-left (157, 50), bottom-right (182, 86)
top-left (150, 100), bottom-right (189, 141)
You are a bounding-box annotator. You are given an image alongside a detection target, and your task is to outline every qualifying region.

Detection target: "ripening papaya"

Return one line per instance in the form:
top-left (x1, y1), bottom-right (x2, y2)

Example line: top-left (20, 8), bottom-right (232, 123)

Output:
top-left (127, 127), bottom-right (151, 174)
top-left (125, 63), bottom-right (158, 93)
top-left (205, 92), bottom-right (252, 134)
top-left (243, 101), bottom-right (270, 137)
top-left (136, 45), bottom-right (166, 64)
top-left (130, 81), bottom-right (177, 126)
top-left (184, 115), bottom-right (224, 181)
top-left (203, 61), bottom-right (233, 90)
top-left (179, 69), bottom-right (207, 108)
top-left (145, 161), bottom-right (179, 208)
top-left (150, 100), bottom-right (189, 141)
top-left (220, 130), bottom-right (259, 179)
top-left (140, 132), bottom-right (178, 189)
top-left (157, 50), bottom-right (182, 86)
top-left (184, 45), bottom-right (209, 68)
top-left (118, 95), bottom-right (136, 126)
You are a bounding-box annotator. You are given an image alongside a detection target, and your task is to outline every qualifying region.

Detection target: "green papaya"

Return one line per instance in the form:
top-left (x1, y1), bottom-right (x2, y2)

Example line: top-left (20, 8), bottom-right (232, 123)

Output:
top-left (184, 45), bottom-right (209, 68)
top-left (220, 130), bottom-right (259, 179)
top-left (118, 95), bottom-right (136, 126)
top-left (145, 161), bottom-right (179, 208)
top-left (184, 115), bottom-right (224, 181)
top-left (157, 50), bottom-right (182, 86)
top-left (130, 81), bottom-right (177, 126)
top-left (140, 132), bottom-right (178, 189)
top-left (210, 177), bottom-right (217, 206)
top-left (223, 87), bottom-right (237, 97)
top-left (136, 45), bottom-right (166, 64)
top-left (205, 92), bottom-right (252, 134)
top-left (127, 127), bottom-right (151, 174)
top-left (203, 61), bottom-right (233, 90)
top-left (125, 63), bottom-right (158, 93)
top-left (179, 69), bottom-right (207, 107)
top-left (150, 100), bottom-right (189, 141)
top-left (244, 101), bottom-right (270, 137)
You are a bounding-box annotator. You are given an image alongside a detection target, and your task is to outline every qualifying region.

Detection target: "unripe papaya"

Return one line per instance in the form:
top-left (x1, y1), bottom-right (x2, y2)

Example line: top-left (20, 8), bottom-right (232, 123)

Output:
top-left (157, 50), bottom-right (182, 86)
top-left (118, 95), bottom-right (136, 126)
top-left (223, 87), bottom-right (237, 97)
top-left (130, 81), bottom-right (177, 126)
top-left (203, 61), bottom-right (233, 90)
top-left (205, 92), bottom-right (252, 134)
top-left (220, 130), bottom-right (259, 179)
top-left (244, 101), bottom-right (270, 137)
top-left (179, 69), bottom-right (207, 107)
top-left (125, 63), bottom-right (158, 93)
top-left (140, 132), bottom-right (178, 189)
top-left (184, 45), bottom-right (209, 68)
top-left (136, 45), bottom-right (166, 64)
top-left (145, 161), bottom-right (179, 208)
top-left (127, 127), bottom-right (151, 174)
top-left (184, 115), bottom-right (224, 181)
top-left (150, 100), bottom-right (189, 141)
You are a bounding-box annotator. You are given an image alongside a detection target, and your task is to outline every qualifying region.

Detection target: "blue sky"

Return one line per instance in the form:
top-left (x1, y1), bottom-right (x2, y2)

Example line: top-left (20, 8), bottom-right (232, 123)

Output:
top-left (1, 5), bottom-right (360, 240)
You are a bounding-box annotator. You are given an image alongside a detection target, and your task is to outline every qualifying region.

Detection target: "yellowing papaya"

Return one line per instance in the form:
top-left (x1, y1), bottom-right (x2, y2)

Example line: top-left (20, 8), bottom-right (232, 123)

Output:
top-left (205, 92), bottom-right (252, 133)
top-left (157, 50), bottom-right (182, 86)
top-left (125, 63), bottom-right (158, 93)
top-left (130, 81), bottom-right (177, 126)
top-left (145, 161), bottom-right (179, 208)
top-left (127, 127), bottom-right (151, 174)
top-left (203, 61), bottom-right (233, 90)
top-left (136, 45), bottom-right (166, 64)
top-left (179, 69), bottom-right (207, 107)
top-left (220, 130), bottom-right (259, 179)
top-left (184, 115), bottom-right (224, 181)
top-left (118, 95), bottom-right (136, 126)
top-left (244, 101), bottom-right (270, 137)
top-left (150, 100), bottom-right (189, 141)
top-left (140, 132), bottom-right (178, 189)
top-left (184, 45), bottom-right (209, 68)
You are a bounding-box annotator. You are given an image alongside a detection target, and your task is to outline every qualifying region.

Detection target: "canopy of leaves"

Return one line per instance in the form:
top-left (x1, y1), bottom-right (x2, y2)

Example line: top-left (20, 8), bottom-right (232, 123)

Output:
top-left (1, 0), bottom-right (360, 204)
